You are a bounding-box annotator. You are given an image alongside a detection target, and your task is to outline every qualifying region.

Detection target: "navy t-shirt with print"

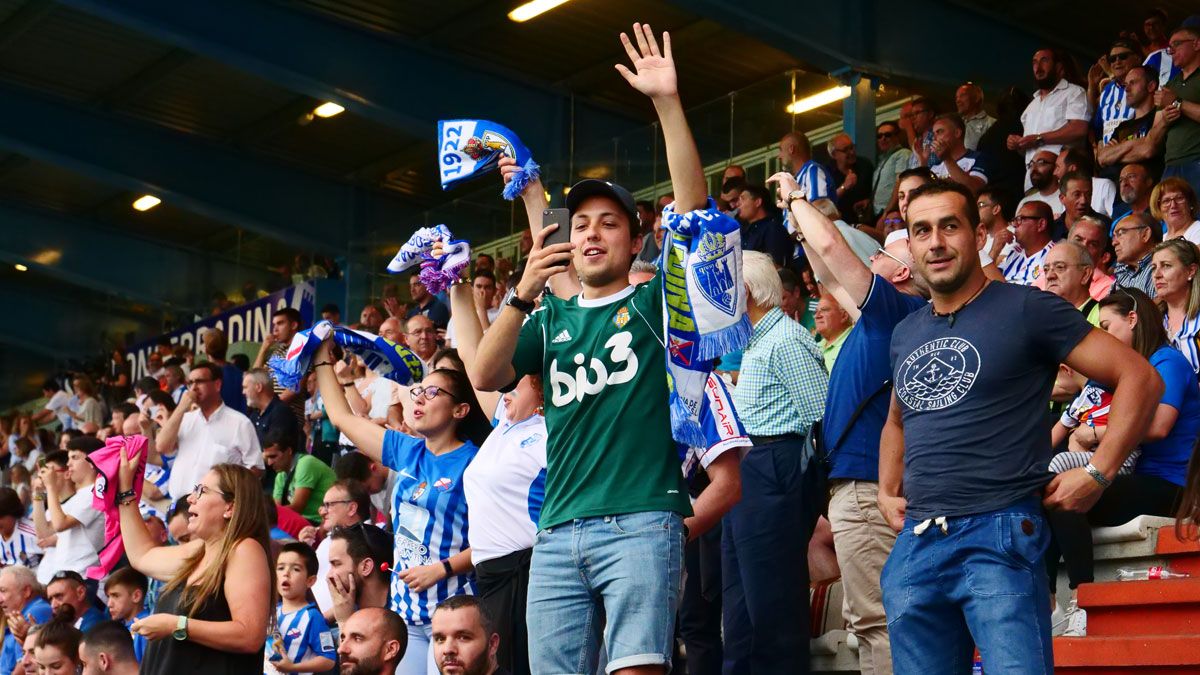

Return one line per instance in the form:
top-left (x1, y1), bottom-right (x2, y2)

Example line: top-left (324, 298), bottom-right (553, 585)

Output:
top-left (890, 283), bottom-right (1092, 519)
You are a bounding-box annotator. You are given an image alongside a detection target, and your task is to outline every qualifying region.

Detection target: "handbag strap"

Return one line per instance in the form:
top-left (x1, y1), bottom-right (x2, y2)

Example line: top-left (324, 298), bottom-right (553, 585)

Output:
top-left (826, 379), bottom-right (893, 456)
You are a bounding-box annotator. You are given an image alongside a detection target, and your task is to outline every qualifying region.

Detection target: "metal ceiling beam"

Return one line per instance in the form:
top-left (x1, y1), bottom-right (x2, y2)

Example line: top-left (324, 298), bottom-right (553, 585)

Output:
top-left (93, 48), bottom-right (193, 108)
top-left (671, 0), bottom-right (1047, 89)
top-left (58, 0), bottom-right (640, 159)
top-left (0, 0), bottom-right (54, 51)
top-left (0, 81), bottom-right (414, 253)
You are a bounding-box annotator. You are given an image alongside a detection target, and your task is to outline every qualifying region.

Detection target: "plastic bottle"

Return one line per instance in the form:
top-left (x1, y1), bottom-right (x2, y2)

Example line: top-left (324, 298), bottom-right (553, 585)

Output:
top-left (1116, 566), bottom-right (1191, 581)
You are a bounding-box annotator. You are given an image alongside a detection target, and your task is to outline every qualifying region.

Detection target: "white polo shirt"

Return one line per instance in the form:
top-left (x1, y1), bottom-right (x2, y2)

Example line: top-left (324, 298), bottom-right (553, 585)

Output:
top-left (166, 404), bottom-right (262, 499)
top-left (1020, 79), bottom-right (1090, 176)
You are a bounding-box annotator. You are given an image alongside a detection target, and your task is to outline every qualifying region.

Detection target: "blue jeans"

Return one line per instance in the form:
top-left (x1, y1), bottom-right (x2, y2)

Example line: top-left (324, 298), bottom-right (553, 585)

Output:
top-left (1164, 160), bottom-right (1200, 200)
top-left (721, 437), bottom-right (817, 675)
top-left (527, 511), bottom-right (685, 674)
top-left (881, 497), bottom-right (1053, 675)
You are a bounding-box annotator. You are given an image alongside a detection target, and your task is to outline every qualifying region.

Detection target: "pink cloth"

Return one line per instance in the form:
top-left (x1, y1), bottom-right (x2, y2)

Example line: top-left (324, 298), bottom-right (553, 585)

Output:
top-left (87, 435), bottom-right (148, 580)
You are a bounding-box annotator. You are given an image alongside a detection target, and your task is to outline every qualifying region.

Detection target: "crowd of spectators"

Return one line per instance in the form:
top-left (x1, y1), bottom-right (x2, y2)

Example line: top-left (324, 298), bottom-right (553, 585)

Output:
top-left (1, 12), bottom-right (1200, 675)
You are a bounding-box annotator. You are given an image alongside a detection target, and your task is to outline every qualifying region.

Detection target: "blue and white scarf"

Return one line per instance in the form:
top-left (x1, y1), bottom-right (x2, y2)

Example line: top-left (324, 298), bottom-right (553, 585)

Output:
top-left (660, 199), bottom-right (751, 446)
top-left (268, 320), bottom-right (424, 392)
top-left (417, 230), bottom-right (472, 296)
top-left (388, 225), bottom-right (451, 274)
top-left (437, 119), bottom-right (539, 201)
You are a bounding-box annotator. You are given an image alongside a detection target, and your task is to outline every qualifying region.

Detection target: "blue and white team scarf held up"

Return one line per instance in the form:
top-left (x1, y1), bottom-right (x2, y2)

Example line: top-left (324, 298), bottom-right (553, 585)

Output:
top-left (437, 120), bottom-right (539, 201)
top-left (268, 320), bottom-right (424, 392)
top-left (660, 199), bottom-right (751, 447)
top-left (387, 225), bottom-right (472, 296)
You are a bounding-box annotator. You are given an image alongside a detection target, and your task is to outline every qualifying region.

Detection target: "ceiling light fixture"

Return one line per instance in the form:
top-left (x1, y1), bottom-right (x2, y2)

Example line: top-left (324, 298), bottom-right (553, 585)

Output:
top-left (14, 264), bottom-right (27, 272)
top-left (786, 85), bottom-right (853, 114)
top-left (132, 195), bottom-right (161, 211)
top-left (508, 0), bottom-right (572, 22)
top-left (313, 102), bottom-right (345, 118)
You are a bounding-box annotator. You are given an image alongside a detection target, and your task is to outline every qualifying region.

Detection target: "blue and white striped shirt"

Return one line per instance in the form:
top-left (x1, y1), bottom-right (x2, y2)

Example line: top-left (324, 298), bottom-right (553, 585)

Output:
top-left (795, 160), bottom-right (834, 201)
top-left (0, 518), bottom-right (41, 568)
top-left (1145, 49), bottom-right (1182, 87)
top-left (382, 431), bottom-right (478, 625)
top-left (1167, 310), bottom-right (1200, 378)
top-left (265, 602), bottom-right (336, 675)
top-left (1096, 81), bottom-right (1134, 144)
top-left (1001, 240), bottom-right (1055, 286)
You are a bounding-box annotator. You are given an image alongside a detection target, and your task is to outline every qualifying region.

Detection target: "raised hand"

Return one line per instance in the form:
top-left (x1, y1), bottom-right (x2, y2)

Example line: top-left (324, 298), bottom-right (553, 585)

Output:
top-left (615, 23), bottom-right (677, 100)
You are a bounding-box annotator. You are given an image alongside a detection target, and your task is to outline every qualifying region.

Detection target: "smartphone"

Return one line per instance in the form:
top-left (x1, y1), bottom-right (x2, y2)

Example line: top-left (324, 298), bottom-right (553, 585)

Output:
top-left (541, 208), bottom-right (572, 248)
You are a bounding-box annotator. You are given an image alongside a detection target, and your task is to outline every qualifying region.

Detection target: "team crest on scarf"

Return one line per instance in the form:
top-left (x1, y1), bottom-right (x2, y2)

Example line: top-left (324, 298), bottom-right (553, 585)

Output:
top-left (613, 306), bottom-right (630, 329)
top-left (669, 336), bottom-right (694, 366)
top-left (693, 231), bottom-right (737, 317)
top-left (462, 131), bottom-right (514, 160)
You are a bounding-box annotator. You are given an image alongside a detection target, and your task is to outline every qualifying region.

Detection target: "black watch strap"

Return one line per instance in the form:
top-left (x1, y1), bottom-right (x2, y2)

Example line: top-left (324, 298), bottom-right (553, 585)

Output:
top-left (507, 293), bottom-right (536, 314)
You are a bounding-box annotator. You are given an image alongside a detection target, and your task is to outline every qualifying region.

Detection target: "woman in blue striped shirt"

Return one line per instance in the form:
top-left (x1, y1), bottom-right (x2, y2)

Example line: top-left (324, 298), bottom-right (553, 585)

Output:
top-left (1153, 239), bottom-right (1200, 377)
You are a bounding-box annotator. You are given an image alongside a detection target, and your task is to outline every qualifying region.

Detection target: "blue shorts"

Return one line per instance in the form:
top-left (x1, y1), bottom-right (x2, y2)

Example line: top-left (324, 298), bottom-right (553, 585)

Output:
top-left (527, 511), bottom-right (685, 674)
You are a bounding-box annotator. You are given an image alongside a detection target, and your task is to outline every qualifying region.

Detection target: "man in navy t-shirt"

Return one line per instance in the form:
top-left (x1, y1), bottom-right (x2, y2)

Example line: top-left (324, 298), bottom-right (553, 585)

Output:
top-left (773, 169), bottom-right (930, 674)
top-left (878, 181), bottom-right (1161, 673)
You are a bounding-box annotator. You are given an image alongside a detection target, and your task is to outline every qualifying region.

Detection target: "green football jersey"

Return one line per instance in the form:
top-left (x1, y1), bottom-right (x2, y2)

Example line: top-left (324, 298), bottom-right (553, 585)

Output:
top-left (512, 275), bottom-right (692, 529)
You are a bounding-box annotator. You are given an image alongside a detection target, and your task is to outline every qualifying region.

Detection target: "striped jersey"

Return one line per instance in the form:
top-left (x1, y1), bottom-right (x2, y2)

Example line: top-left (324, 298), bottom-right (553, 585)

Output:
top-left (1145, 49), bottom-right (1181, 87)
top-left (1000, 240), bottom-right (1054, 286)
top-left (0, 518), bottom-right (42, 568)
top-left (264, 602), bottom-right (336, 675)
top-left (931, 150), bottom-right (989, 184)
top-left (795, 160), bottom-right (834, 201)
top-left (1166, 311), bottom-right (1200, 378)
top-left (381, 430), bottom-right (478, 625)
top-left (1096, 81), bottom-right (1134, 144)
top-left (463, 414), bottom-right (546, 566)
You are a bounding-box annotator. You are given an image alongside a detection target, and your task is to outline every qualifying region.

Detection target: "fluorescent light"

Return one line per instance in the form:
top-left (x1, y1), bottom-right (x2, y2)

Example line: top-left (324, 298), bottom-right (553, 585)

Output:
top-left (30, 249), bottom-right (60, 265)
top-left (14, 264), bottom-right (27, 272)
top-left (508, 0), bottom-right (571, 22)
top-left (786, 85), bottom-right (853, 114)
top-left (313, 102), bottom-right (345, 118)
top-left (132, 195), bottom-right (161, 211)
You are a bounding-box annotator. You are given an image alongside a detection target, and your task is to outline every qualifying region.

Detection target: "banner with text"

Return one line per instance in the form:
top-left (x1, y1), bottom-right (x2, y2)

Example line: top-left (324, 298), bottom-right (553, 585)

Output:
top-left (127, 283), bottom-right (315, 381)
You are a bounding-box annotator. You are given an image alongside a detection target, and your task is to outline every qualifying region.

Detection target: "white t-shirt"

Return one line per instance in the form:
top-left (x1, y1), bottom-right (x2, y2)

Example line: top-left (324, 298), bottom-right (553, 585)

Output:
top-left (1091, 177), bottom-right (1117, 217)
top-left (1018, 192), bottom-right (1065, 219)
top-left (463, 415), bottom-right (547, 566)
top-left (166, 405), bottom-right (263, 500)
top-left (1020, 79), bottom-right (1090, 167)
top-left (36, 489), bottom-right (104, 584)
top-left (44, 391), bottom-right (72, 430)
top-left (365, 377), bottom-right (400, 421)
top-left (1174, 220), bottom-right (1200, 246)
top-left (312, 535), bottom-right (333, 614)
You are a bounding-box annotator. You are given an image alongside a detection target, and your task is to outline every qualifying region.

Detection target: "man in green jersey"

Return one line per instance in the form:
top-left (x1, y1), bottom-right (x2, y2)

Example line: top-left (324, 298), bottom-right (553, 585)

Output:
top-left (471, 24), bottom-right (741, 675)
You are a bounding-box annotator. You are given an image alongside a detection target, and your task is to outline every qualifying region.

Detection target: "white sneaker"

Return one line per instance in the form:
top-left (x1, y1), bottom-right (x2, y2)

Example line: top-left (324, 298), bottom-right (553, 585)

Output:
top-left (1062, 601), bottom-right (1087, 637)
top-left (1051, 605), bottom-right (1068, 636)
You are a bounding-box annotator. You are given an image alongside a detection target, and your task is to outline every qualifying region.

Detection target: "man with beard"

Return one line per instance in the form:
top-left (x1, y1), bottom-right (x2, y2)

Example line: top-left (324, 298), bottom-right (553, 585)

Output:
top-left (431, 596), bottom-right (504, 675)
top-left (1114, 162), bottom-right (1156, 222)
top-left (1009, 48), bottom-right (1091, 188)
top-left (405, 276), bottom-right (450, 330)
top-left (326, 522), bottom-right (393, 627)
top-left (1096, 65), bottom-right (1164, 180)
top-left (1018, 149), bottom-right (1065, 217)
top-left (879, 180), bottom-right (1160, 672)
top-left (337, 608), bottom-right (406, 675)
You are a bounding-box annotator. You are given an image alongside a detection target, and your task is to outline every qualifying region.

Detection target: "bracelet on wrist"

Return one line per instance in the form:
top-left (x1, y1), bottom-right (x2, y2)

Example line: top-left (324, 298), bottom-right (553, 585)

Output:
top-left (441, 560), bottom-right (454, 578)
top-left (1084, 462), bottom-right (1112, 489)
top-left (313, 361), bottom-right (336, 369)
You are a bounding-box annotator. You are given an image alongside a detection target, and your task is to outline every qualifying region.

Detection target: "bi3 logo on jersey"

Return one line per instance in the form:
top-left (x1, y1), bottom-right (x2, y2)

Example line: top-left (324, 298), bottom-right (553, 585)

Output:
top-left (549, 332), bottom-right (638, 406)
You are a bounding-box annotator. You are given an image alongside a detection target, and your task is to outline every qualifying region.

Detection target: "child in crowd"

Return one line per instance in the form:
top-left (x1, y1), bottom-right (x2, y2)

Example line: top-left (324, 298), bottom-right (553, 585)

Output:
top-left (103, 567), bottom-right (150, 663)
top-left (265, 542), bottom-right (337, 675)
top-left (1049, 382), bottom-right (1140, 474)
top-left (9, 465), bottom-right (32, 512)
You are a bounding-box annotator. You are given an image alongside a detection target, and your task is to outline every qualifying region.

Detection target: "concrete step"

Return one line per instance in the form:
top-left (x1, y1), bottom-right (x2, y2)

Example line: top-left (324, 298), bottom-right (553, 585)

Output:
top-left (1054, 634), bottom-right (1200, 672)
top-left (1076, 578), bottom-right (1200, 636)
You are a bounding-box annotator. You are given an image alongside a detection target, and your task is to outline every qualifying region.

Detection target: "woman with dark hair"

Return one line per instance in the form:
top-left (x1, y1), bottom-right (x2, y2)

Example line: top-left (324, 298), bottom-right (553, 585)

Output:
top-left (116, 458), bottom-right (272, 675)
top-left (32, 616), bottom-right (81, 675)
top-left (313, 337), bottom-right (489, 675)
top-left (1046, 288), bottom-right (1200, 636)
top-left (430, 347), bottom-right (465, 373)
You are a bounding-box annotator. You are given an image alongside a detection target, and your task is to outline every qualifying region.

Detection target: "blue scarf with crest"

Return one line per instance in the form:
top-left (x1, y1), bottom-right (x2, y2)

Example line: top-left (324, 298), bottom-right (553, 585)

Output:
top-left (437, 119), bottom-right (538, 200)
top-left (268, 320), bottom-right (424, 392)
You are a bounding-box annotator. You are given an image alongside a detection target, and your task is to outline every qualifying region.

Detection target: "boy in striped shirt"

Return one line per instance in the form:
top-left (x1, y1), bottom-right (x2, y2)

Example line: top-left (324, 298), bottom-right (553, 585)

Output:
top-left (0, 488), bottom-right (41, 569)
top-left (266, 542), bottom-right (337, 675)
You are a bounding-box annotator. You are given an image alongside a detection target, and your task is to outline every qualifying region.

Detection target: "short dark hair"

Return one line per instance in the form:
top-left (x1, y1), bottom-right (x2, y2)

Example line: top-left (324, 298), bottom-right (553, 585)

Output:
top-left (977, 186), bottom-right (1016, 220)
top-left (273, 308), bottom-right (302, 326)
top-left (898, 166), bottom-right (936, 186)
top-left (906, 180), bottom-right (980, 228)
top-left (146, 389), bottom-right (175, 412)
top-left (230, 353), bottom-right (250, 371)
top-left (114, 402), bottom-right (139, 417)
top-left (0, 488), bottom-right (23, 519)
top-left (778, 268), bottom-right (799, 293)
top-left (66, 436), bottom-right (104, 456)
top-left (433, 595), bottom-right (496, 637)
top-left (473, 270), bottom-right (496, 284)
top-left (81, 621), bottom-right (136, 664)
top-left (279, 541), bottom-right (320, 577)
top-left (190, 362), bottom-right (222, 382)
top-left (103, 567), bottom-right (148, 597)
top-left (42, 378), bottom-right (60, 393)
top-left (320, 303), bottom-right (340, 316)
top-left (333, 452), bottom-right (372, 483)
top-left (740, 184), bottom-right (773, 208)
top-left (329, 479), bottom-right (372, 523)
top-left (910, 96), bottom-right (935, 114)
top-left (134, 376), bottom-right (159, 395)
top-left (1060, 147), bottom-right (1094, 176)
top-left (331, 524), bottom-right (393, 583)
top-left (432, 347), bottom-right (465, 372)
top-left (262, 427), bottom-right (296, 454)
top-left (1060, 170), bottom-right (1093, 195)
top-left (34, 616), bottom-right (81, 659)
top-left (475, 253), bottom-right (494, 264)
top-left (168, 497), bottom-right (190, 521)
top-left (934, 112), bottom-right (966, 134)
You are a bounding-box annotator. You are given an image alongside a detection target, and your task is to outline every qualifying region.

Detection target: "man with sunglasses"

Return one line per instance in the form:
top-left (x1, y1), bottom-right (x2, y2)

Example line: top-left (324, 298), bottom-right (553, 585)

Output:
top-left (1088, 39), bottom-right (1143, 145)
top-left (1157, 25), bottom-right (1200, 198)
top-left (872, 121), bottom-right (912, 220)
top-left (153, 363), bottom-right (262, 504)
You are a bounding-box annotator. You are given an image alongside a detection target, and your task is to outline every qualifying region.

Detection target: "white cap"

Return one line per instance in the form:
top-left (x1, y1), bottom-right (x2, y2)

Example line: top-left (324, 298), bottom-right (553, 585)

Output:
top-left (884, 229), bottom-right (909, 248)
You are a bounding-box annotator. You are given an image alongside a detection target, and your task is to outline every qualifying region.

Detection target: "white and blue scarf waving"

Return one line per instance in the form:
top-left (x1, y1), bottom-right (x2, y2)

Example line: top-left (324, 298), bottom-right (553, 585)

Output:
top-left (437, 120), bottom-right (539, 201)
top-left (386, 225), bottom-right (472, 295)
top-left (387, 225), bottom-right (451, 274)
top-left (660, 199), bottom-right (751, 446)
top-left (268, 320), bottom-right (424, 392)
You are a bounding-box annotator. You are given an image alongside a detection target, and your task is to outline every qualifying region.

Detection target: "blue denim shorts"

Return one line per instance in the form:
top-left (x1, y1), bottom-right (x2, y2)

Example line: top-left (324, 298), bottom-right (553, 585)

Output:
top-left (526, 511), bottom-right (685, 674)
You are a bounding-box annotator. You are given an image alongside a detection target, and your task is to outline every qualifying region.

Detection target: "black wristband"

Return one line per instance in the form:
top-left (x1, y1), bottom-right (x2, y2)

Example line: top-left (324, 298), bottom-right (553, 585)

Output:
top-left (442, 560), bottom-right (454, 578)
top-left (117, 490), bottom-right (137, 505)
top-left (313, 361), bottom-right (336, 369)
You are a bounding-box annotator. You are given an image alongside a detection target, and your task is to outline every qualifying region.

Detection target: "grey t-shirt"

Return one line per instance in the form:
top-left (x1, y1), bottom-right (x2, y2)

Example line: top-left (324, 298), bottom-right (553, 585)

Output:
top-left (889, 282), bottom-right (1092, 519)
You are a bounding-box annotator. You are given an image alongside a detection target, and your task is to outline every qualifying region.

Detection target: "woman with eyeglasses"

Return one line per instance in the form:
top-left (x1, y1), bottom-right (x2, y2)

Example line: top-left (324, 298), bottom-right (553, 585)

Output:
top-left (1152, 177), bottom-right (1200, 245)
top-left (1045, 288), bottom-right (1200, 636)
top-left (1153, 238), bottom-right (1200, 376)
top-left (115, 456), bottom-right (272, 675)
top-left (313, 337), bottom-right (492, 675)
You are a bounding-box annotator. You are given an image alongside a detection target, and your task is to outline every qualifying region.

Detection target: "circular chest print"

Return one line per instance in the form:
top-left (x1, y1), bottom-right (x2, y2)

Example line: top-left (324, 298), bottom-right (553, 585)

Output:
top-left (895, 337), bottom-right (982, 411)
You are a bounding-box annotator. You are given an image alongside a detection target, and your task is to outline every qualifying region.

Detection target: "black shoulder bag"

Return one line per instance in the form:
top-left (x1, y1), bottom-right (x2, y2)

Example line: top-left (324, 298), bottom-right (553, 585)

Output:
top-left (801, 379), bottom-right (893, 517)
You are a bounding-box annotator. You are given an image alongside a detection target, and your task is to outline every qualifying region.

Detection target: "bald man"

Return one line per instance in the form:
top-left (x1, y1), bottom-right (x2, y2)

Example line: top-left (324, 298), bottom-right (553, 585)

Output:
top-left (337, 608), bottom-right (407, 675)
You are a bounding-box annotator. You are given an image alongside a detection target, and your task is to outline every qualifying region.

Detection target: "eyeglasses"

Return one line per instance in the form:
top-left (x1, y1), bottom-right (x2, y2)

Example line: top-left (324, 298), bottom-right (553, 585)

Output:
top-left (1013, 215), bottom-right (1044, 224)
top-left (409, 385), bottom-right (459, 402)
top-left (977, 201), bottom-right (995, 210)
top-left (1160, 195), bottom-right (1189, 207)
top-left (186, 378), bottom-right (213, 387)
top-left (1167, 39), bottom-right (1197, 52)
top-left (877, 130), bottom-right (898, 139)
top-left (1026, 158), bottom-right (1054, 169)
top-left (873, 247), bottom-right (907, 267)
top-left (406, 328), bottom-right (437, 336)
top-left (1113, 224), bottom-right (1150, 237)
top-left (191, 483), bottom-right (230, 500)
top-left (1107, 51), bottom-right (1136, 63)
top-left (320, 499), bottom-right (352, 510)
top-left (1044, 262), bottom-right (1088, 274)
top-left (832, 145), bottom-right (855, 154)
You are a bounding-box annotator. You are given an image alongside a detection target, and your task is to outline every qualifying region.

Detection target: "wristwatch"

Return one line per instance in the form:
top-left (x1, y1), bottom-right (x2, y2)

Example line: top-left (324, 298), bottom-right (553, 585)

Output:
top-left (507, 293), bottom-right (535, 315)
top-left (785, 189), bottom-right (806, 209)
top-left (173, 615), bottom-right (189, 641)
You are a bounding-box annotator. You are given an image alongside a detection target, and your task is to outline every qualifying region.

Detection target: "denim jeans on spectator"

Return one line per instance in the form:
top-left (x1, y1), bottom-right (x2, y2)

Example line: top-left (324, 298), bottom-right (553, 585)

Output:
top-left (881, 496), bottom-right (1053, 675)
top-left (1164, 160), bottom-right (1200, 202)
top-left (527, 511), bottom-right (684, 674)
top-left (721, 436), bottom-right (817, 675)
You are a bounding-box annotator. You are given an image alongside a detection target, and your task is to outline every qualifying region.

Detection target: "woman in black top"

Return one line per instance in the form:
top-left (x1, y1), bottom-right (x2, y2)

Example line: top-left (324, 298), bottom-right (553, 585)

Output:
top-left (116, 456), bottom-right (272, 675)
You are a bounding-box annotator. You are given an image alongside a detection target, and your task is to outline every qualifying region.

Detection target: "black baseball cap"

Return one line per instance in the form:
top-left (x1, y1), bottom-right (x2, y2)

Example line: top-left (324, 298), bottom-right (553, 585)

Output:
top-left (566, 179), bottom-right (639, 226)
